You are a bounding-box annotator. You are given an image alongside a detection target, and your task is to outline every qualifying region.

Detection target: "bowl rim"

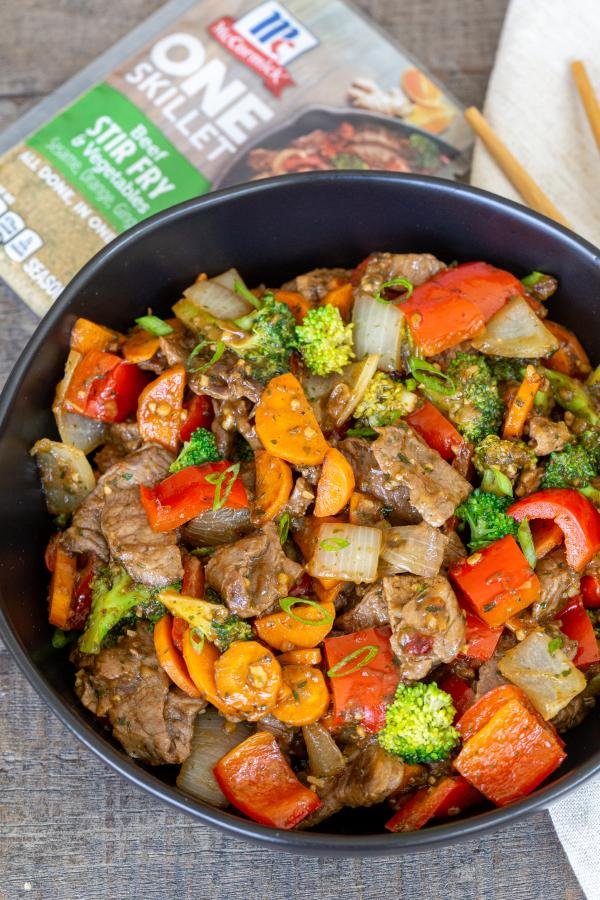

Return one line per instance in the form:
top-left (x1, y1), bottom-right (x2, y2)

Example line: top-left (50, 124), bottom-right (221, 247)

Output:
top-left (2, 170), bottom-right (600, 854)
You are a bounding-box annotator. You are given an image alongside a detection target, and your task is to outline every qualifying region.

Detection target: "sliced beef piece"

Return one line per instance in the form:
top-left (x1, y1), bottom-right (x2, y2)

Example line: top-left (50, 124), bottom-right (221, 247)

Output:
top-left (94, 421), bottom-right (142, 473)
top-left (63, 444), bottom-right (174, 563)
top-left (531, 550), bottom-right (580, 622)
top-left (382, 574), bottom-right (466, 680)
top-left (339, 437), bottom-right (419, 524)
top-left (211, 397), bottom-right (261, 458)
top-left (256, 713), bottom-right (297, 752)
top-left (158, 329), bottom-right (196, 367)
top-left (527, 416), bottom-right (572, 456)
top-left (100, 487), bottom-right (182, 588)
top-left (441, 529), bottom-right (467, 569)
top-left (205, 521), bottom-right (303, 617)
top-left (282, 267), bottom-right (350, 302)
top-left (514, 465), bottom-right (544, 498)
top-left (189, 351), bottom-right (262, 404)
top-left (335, 581), bottom-right (388, 632)
top-left (182, 507), bottom-right (252, 547)
top-left (550, 693), bottom-right (596, 733)
top-left (73, 621), bottom-right (205, 765)
top-left (357, 252), bottom-right (445, 295)
top-left (371, 426), bottom-right (471, 527)
top-left (347, 492), bottom-right (386, 527)
top-left (296, 465), bottom-right (321, 486)
top-left (285, 477), bottom-right (315, 518)
top-left (301, 742), bottom-right (413, 827)
top-left (474, 633), bottom-right (517, 699)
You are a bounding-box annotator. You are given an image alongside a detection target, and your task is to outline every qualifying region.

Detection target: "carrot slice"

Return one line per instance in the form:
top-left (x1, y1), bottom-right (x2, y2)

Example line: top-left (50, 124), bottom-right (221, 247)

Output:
top-left (255, 373), bottom-right (328, 466)
top-left (253, 450), bottom-right (293, 525)
top-left (322, 283), bottom-right (353, 320)
top-left (122, 329), bottom-right (160, 364)
top-left (70, 317), bottom-right (120, 355)
top-left (272, 665), bottom-right (330, 726)
top-left (312, 579), bottom-right (345, 605)
top-left (48, 546), bottom-right (77, 628)
top-left (137, 364), bottom-right (186, 452)
top-left (314, 446), bottom-right (355, 517)
top-left (502, 364), bottom-right (543, 439)
top-left (274, 290), bottom-right (312, 324)
top-left (277, 648), bottom-right (322, 666)
top-left (254, 600), bottom-right (336, 651)
top-left (154, 614), bottom-right (201, 698)
top-left (544, 320), bottom-right (591, 378)
top-left (213, 640), bottom-right (282, 720)
top-left (181, 626), bottom-right (231, 713)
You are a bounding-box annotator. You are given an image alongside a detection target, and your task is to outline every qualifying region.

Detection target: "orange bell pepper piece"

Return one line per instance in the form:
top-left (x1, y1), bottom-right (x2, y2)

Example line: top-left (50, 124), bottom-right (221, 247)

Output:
top-left (48, 545), bottom-right (77, 628)
top-left (137, 364), bottom-right (186, 452)
top-left (322, 283), bottom-right (353, 320)
top-left (274, 290), bottom-right (312, 323)
top-left (70, 318), bottom-right (120, 355)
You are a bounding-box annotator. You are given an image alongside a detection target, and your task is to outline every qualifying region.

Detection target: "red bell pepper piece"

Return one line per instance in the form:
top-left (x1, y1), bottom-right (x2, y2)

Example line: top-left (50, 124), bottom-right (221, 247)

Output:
top-left (436, 672), bottom-right (475, 720)
top-left (405, 401), bottom-right (466, 462)
top-left (449, 536), bottom-right (541, 628)
top-left (213, 731), bottom-right (321, 829)
top-left (69, 556), bottom-right (97, 630)
top-left (172, 554), bottom-right (206, 651)
top-left (461, 610), bottom-right (503, 661)
top-left (385, 776), bottom-right (483, 832)
top-left (581, 574), bottom-right (600, 609)
top-left (530, 519), bottom-right (564, 560)
top-left (141, 461), bottom-right (248, 532)
top-left (555, 595), bottom-right (600, 668)
top-left (180, 393), bottom-right (213, 442)
top-left (509, 488), bottom-right (600, 572)
top-left (454, 695), bottom-right (566, 806)
top-left (63, 349), bottom-right (149, 422)
top-left (401, 262), bottom-right (525, 356)
top-left (324, 626), bottom-right (400, 733)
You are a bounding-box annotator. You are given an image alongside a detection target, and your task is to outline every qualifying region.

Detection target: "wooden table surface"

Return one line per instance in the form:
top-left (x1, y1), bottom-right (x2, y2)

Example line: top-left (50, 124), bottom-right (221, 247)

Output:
top-left (0, 2), bottom-right (586, 898)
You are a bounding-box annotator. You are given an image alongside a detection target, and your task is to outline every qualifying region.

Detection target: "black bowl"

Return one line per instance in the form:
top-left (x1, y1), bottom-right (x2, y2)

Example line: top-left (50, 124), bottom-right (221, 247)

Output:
top-left (1, 172), bottom-right (599, 855)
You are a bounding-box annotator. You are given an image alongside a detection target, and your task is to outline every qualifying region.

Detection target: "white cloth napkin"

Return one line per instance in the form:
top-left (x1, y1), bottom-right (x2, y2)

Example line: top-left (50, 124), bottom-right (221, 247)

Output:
top-left (470, 0), bottom-right (600, 249)
top-left (471, 2), bottom-right (600, 896)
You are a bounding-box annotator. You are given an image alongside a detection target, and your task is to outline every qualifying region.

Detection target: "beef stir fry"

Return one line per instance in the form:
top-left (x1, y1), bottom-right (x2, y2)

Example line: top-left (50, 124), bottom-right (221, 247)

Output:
top-left (34, 255), bottom-right (600, 832)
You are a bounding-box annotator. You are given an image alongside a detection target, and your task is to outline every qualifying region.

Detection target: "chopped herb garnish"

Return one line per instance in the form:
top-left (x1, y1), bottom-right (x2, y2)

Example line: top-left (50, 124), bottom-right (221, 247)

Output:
top-left (233, 279), bottom-right (262, 309)
top-left (135, 314), bottom-right (174, 336)
top-left (278, 512), bottom-right (291, 545)
top-left (548, 636), bottom-right (564, 655)
top-left (409, 357), bottom-right (456, 396)
top-left (346, 425), bottom-right (378, 439)
top-left (483, 601), bottom-right (497, 612)
top-left (521, 271), bottom-right (546, 287)
top-left (319, 537), bottom-right (350, 551)
top-left (193, 340), bottom-right (226, 373)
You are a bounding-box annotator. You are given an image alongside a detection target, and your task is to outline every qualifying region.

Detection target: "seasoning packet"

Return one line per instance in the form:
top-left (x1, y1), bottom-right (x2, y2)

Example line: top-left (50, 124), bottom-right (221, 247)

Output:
top-left (0, 0), bottom-right (472, 316)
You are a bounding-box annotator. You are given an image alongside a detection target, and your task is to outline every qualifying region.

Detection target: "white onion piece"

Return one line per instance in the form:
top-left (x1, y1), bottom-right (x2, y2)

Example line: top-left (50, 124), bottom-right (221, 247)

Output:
top-left (352, 293), bottom-right (404, 371)
top-left (333, 353), bottom-right (380, 426)
top-left (498, 630), bottom-right (586, 720)
top-left (184, 277), bottom-right (252, 320)
top-left (381, 524), bottom-right (447, 578)
top-left (53, 350), bottom-right (107, 453)
top-left (471, 295), bottom-right (559, 358)
top-left (30, 438), bottom-right (96, 514)
top-left (308, 523), bottom-right (382, 583)
top-left (177, 710), bottom-right (252, 807)
top-left (211, 267), bottom-right (243, 291)
top-left (302, 723), bottom-right (346, 777)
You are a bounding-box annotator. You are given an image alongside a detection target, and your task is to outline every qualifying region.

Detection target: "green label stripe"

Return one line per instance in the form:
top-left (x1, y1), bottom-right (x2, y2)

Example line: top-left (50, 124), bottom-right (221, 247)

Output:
top-left (27, 83), bottom-right (211, 231)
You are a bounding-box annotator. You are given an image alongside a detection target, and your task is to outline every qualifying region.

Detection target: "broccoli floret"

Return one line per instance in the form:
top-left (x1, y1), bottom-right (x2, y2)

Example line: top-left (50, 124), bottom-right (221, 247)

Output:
top-left (455, 488), bottom-right (518, 551)
top-left (211, 615), bottom-right (253, 652)
top-left (541, 441), bottom-right (596, 490)
top-left (169, 427), bottom-right (221, 473)
top-left (580, 427), bottom-right (600, 469)
top-left (230, 293), bottom-right (297, 382)
top-left (353, 372), bottom-right (418, 426)
top-left (377, 682), bottom-right (459, 764)
top-left (541, 368), bottom-right (600, 425)
top-left (473, 434), bottom-right (537, 481)
top-left (487, 357), bottom-right (531, 383)
top-left (295, 305), bottom-right (354, 376)
top-left (159, 590), bottom-right (253, 652)
top-left (425, 353), bottom-right (503, 444)
top-left (79, 567), bottom-right (164, 655)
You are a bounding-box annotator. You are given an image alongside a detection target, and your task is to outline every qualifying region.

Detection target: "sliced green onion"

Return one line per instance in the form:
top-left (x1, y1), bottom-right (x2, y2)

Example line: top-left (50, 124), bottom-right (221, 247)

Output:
top-left (188, 339), bottom-right (207, 362)
top-left (408, 357), bottom-right (455, 396)
top-left (195, 340), bottom-right (226, 373)
top-left (51, 628), bottom-right (74, 649)
top-left (190, 628), bottom-right (205, 654)
top-left (346, 425), bottom-right (378, 439)
top-left (190, 546), bottom-right (216, 557)
top-left (233, 279), bottom-right (262, 309)
top-left (279, 596), bottom-right (334, 626)
top-left (135, 314), bottom-right (174, 336)
top-left (548, 635), bottom-right (564, 655)
top-left (327, 645), bottom-right (379, 678)
top-left (517, 518), bottom-right (536, 569)
top-left (205, 463), bottom-right (241, 510)
top-left (278, 512), bottom-right (291, 545)
top-left (521, 271), bottom-right (546, 287)
top-left (374, 277), bottom-right (414, 304)
top-left (481, 467), bottom-right (513, 498)
top-left (319, 537), bottom-right (350, 551)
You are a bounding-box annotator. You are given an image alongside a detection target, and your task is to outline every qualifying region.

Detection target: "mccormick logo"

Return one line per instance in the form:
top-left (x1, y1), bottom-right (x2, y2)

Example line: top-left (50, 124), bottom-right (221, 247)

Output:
top-left (209, 2), bottom-right (319, 97)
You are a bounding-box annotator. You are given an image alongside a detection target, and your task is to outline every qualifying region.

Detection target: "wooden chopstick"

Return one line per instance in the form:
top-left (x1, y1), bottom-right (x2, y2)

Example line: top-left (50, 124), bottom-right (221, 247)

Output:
top-left (464, 106), bottom-right (572, 229)
top-left (571, 60), bottom-right (600, 154)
